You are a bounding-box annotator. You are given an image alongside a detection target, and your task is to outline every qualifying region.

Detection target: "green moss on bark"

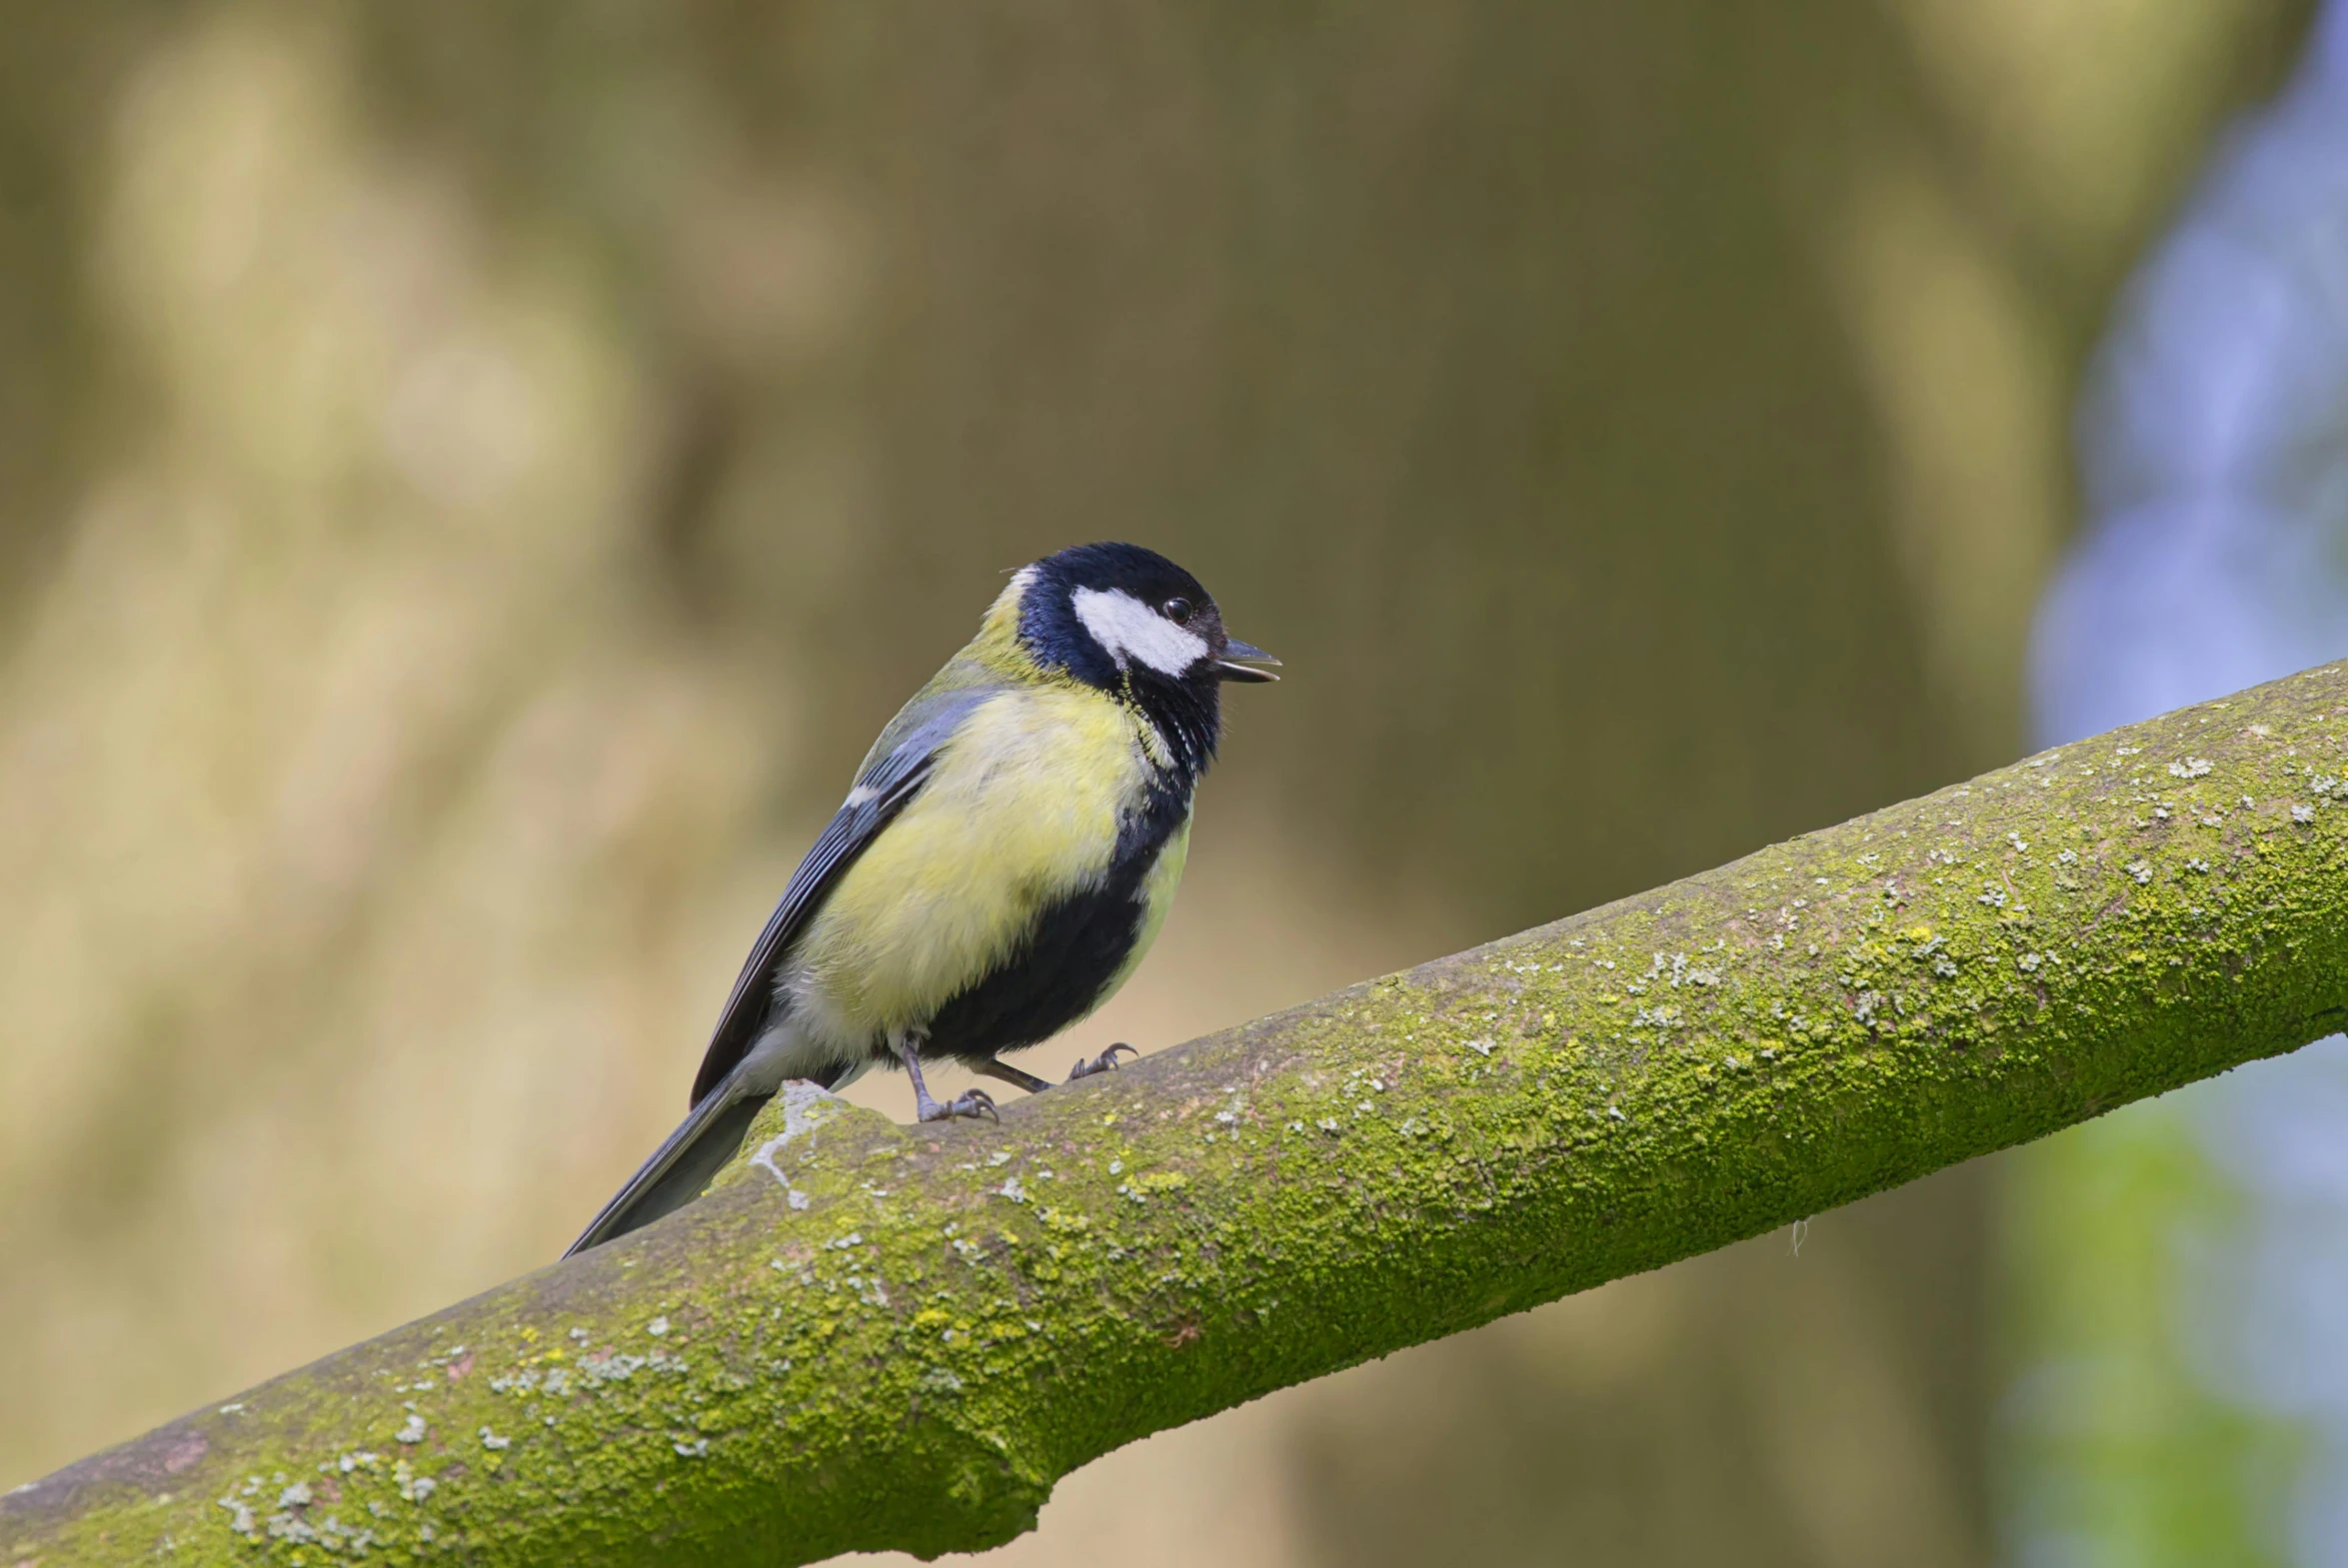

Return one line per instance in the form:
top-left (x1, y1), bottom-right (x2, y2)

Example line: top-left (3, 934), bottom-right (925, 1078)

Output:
top-left (15, 666), bottom-right (2348, 1566)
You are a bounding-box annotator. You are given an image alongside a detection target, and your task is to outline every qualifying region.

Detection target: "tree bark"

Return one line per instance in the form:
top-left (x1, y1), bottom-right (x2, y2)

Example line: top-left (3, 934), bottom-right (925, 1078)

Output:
top-left (14, 666), bottom-right (2348, 1567)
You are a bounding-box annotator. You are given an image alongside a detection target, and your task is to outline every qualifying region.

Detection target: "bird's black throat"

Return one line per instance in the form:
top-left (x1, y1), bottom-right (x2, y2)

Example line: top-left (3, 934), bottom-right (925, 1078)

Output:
top-left (1124, 666), bottom-right (1220, 789)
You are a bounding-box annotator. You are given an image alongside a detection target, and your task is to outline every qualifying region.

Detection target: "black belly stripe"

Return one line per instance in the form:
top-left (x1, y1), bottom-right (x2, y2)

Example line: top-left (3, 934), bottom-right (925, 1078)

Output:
top-left (923, 772), bottom-right (1188, 1061)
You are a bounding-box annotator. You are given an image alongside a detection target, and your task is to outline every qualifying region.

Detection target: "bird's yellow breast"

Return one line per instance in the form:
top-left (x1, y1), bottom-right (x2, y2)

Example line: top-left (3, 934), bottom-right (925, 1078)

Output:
top-left (786, 685), bottom-right (1158, 1040)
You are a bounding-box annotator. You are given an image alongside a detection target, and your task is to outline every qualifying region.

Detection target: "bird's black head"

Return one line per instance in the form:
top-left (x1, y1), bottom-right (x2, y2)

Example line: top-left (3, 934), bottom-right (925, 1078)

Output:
top-left (1013, 542), bottom-right (1277, 778)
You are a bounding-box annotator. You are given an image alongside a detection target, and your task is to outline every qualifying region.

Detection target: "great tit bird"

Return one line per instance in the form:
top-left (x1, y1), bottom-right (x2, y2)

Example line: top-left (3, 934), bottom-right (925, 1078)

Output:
top-left (567, 542), bottom-right (1276, 1255)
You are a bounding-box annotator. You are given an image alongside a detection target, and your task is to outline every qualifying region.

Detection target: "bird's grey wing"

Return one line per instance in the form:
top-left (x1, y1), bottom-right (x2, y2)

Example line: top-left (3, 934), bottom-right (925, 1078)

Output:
top-left (686, 683), bottom-right (994, 1106)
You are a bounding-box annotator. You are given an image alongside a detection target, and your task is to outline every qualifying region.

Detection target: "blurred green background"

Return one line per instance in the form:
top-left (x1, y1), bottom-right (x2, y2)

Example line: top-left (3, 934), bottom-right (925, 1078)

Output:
top-left (0, 2), bottom-right (2317, 1563)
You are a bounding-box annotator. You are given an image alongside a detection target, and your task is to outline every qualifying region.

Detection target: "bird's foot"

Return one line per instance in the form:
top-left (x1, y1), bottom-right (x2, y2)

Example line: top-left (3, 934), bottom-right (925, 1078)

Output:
top-left (1069, 1043), bottom-right (1139, 1081)
top-left (918, 1087), bottom-right (999, 1123)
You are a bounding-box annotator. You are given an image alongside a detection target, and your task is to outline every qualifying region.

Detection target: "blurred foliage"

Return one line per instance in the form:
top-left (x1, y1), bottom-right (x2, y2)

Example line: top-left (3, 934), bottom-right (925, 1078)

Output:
top-left (0, 1), bottom-right (2314, 1564)
top-left (2000, 1100), bottom-right (2303, 1568)
top-left (2014, 11), bottom-right (2348, 1559)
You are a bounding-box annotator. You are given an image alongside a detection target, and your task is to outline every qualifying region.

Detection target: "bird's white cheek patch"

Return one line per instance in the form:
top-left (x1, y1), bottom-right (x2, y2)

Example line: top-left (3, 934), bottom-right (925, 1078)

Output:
top-left (1072, 587), bottom-right (1207, 677)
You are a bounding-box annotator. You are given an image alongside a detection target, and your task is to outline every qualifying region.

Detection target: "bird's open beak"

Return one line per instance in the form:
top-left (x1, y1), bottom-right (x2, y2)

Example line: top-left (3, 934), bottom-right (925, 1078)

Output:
top-left (1215, 637), bottom-right (1281, 683)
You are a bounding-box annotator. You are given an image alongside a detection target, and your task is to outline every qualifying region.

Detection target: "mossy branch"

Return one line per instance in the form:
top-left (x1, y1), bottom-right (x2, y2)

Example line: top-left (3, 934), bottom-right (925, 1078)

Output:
top-left (16, 667), bottom-right (2348, 1566)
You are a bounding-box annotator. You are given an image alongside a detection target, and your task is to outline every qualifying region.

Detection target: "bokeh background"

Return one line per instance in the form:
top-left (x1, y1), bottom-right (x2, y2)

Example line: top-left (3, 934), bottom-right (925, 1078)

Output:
top-left (3, 2), bottom-right (2340, 1563)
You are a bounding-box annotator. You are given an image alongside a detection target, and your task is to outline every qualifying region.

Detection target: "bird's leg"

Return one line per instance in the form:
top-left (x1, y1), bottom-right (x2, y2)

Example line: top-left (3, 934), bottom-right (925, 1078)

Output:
top-left (973, 1058), bottom-right (1053, 1095)
top-left (1068, 1042), bottom-right (1139, 1081)
top-left (973, 1051), bottom-right (1129, 1095)
top-left (894, 1028), bottom-right (997, 1123)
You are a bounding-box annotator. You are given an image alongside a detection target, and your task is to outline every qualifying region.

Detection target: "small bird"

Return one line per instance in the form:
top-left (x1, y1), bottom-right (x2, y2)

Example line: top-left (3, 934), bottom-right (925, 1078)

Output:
top-left (567, 543), bottom-right (1277, 1254)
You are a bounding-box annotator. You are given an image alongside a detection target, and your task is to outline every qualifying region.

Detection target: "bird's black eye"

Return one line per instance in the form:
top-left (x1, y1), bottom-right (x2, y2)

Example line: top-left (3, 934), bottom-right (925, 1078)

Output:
top-left (1164, 597), bottom-right (1193, 625)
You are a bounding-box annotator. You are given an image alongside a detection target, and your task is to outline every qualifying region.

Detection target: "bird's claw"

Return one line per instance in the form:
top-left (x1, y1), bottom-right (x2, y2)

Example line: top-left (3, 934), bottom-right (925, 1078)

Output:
top-left (920, 1088), bottom-right (999, 1123)
top-left (1069, 1043), bottom-right (1139, 1081)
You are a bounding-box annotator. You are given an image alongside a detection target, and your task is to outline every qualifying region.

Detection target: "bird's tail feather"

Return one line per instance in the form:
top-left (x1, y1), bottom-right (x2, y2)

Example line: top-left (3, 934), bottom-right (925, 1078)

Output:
top-left (565, 1083), bottom-right (771, 1257)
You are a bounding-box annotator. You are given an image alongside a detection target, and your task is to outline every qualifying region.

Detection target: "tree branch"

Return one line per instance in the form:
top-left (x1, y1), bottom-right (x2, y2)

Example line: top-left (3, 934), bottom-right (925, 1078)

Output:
top-left (14, 667), bottom-right (2348, 1566)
